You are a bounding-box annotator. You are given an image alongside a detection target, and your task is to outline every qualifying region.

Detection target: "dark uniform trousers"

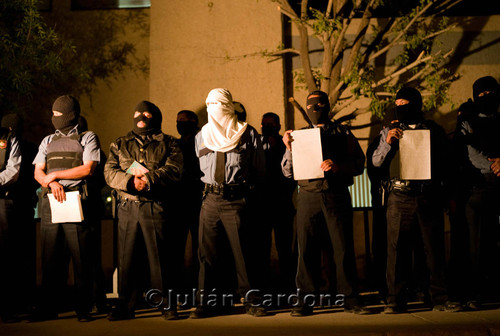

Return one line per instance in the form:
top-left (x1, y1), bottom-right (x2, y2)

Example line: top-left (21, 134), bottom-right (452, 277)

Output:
top-left (386, 189), bottom-right (447, 306)
top-left (40, 196), bottom-right (93, 315)
top-left (465, 178), bottom-right (500, 301)
top-left (295, 188), bottom-right (358, 306)
top-left (198, 192), bottom-right (251, 304)
top-left (0, 198), bottom-right (16, 315)
top-left (117, 199), bottom-right (175, 312)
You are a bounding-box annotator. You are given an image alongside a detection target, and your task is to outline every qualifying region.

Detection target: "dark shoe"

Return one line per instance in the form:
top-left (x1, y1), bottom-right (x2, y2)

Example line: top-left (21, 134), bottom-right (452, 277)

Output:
top-left (189, 306), bottom-right (215, 319)
top-left (1, 314), bottom-right (20, 323)
top-left (384, 304), bottom-right (407, 314)
top-left (466, 300), bottom-right (481, 311)
top-left (344, 305), bottom-right (371, 315)
top-left (245, 305), bottom-right (268, 317)
top-left (432, 301), bottom-right (463, 312)
top-left (107, 309), bottom-right (135, 321)
top-left (162, 309), bottom-right (179, 321)
top-left (95, 303), bottom-right (110, 315)
top-left (77, 313), bottom-right (94, 322)
top-left (290, 305), bottom-right (313, 317)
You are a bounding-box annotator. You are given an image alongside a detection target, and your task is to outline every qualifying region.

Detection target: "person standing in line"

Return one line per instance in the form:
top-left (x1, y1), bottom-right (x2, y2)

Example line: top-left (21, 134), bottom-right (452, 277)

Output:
top-left (257, 112), bottom-right (297, 298)
top-left (104, 101), bottom-right (183, 321)
top-left (32, 95), bottom-right (100, 322)
top-left (173, 110), bottom-right (203, 303)
top-left (282, 90), bottom-right (368, 316)
top-left (190, 88), bottom-right (267, 318)
top-left (372, 87), bottom-right (459, 313)
top-left (0, 114), bottom-right (22, 323)
top-left (458, 76), bottom-right (500, 310)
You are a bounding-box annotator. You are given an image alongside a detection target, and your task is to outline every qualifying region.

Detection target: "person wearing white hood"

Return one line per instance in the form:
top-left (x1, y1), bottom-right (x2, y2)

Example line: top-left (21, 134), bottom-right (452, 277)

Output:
top-left (190, 88), bottom-right (266, 318)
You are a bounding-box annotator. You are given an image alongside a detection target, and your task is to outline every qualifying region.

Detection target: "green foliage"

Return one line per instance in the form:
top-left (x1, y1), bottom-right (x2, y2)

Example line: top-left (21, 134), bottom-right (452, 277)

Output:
top-left (309, 8), bottom-right (342, 38)
top-left (0, 0), bottom-right (149, 142)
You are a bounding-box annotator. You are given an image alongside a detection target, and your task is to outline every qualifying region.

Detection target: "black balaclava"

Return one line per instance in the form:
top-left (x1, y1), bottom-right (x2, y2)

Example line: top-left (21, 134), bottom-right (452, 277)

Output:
top-left (234, 101), bottom-right (247, 122)
top-left (261, 112), bottom-right (280, 137)
top-left (306, 90), bottom-right (330, 126)
top-left (176, 110), bottom-right (199, 137)
top-left (133, 100), bottom-right (162, 136)
top-left (1, 113), bottom-right (23, 136)
top-left (52, 95), bottom-right (80, 134)
top-left (473, 76), bottom-right (500, 115)
top-left (395, 87), bottom-right (423, 125)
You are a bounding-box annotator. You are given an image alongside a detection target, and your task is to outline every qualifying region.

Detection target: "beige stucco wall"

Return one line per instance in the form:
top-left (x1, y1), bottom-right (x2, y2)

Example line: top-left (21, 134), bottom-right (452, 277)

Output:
top-left (79, 15), bottom-right (150, 153)
top-left (149, 0), bottom-right (285, 137)
top-left (44, 0), bottom-right (150, 153)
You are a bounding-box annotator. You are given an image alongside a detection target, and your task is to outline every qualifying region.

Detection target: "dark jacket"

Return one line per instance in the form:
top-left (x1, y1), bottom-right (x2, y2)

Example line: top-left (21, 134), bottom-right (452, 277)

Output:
top-left (104, 131), bottom-right (183, 202)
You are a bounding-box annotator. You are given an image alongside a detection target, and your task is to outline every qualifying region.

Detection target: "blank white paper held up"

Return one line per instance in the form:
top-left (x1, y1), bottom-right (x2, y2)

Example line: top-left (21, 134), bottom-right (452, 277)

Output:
top-left (48, 190), bottom-right (84, 223)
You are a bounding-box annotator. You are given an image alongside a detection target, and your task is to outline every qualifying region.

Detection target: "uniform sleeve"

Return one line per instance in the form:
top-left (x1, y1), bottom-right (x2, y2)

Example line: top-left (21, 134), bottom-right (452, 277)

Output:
top-left (372, 127), bottom-right (394, 168)
top-left (103, 140), bottom-right (133, 192)
top-left (281, 148), bottom-right (293, 178)
top-left (144, 136), bottom-right (183, 190)
top-left (32, 135), bottom-right (51, 165)
top-left (0, 136), bottom-right (21, 187)
top-left (460, 120), bottom-right (492, 173)
top-left (82, 132), bottom-right (101, 163)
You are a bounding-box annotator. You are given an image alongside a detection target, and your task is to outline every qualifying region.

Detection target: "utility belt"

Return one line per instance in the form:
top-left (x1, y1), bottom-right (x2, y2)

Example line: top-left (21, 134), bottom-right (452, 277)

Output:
top-left (203, 183), bottom-right (248, 201)
top-left (386, 179), bottom-right (433, 194)
top-left (42, 183), bottom-right (88, 200)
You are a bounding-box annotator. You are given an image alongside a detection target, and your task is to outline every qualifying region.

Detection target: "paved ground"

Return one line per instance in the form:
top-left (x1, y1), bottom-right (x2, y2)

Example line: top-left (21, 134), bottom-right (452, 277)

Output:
top-left (2, 303), bottom-right (500, 336)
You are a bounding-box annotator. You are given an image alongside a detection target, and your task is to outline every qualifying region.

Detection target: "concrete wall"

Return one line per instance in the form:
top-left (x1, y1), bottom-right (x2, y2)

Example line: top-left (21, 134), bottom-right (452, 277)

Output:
top-left (149, 0), bottom-right (285, 137)
top-left (44, 0), bottom-right (150, 154)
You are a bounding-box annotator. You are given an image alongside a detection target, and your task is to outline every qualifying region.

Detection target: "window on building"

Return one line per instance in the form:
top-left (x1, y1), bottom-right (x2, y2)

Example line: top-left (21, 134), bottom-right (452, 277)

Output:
top-left (71, 0), bottom-right (151, 10)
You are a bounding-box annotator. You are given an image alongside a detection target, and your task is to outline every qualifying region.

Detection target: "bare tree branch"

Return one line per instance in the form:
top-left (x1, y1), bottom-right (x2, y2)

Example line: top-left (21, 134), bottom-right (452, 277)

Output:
top-left (342, 0), bottom-right (376, 78)
top-left (371, 51), bottom-right (431, 88)
top-left (267, 48), bottom-right (301, 56)
top-left (368, 0), bottom-right (434, 62)
top-left (326, 0), bottom-right (333, 18)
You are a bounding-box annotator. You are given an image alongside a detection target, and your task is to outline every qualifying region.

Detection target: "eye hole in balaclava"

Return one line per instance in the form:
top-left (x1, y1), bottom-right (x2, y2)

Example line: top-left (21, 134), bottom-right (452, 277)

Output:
top-left (52, 95), bottom-right (80, 135)
top-left (395, 87), bottom-right (423, 125)
top-left (306, 90), bottom-right (330, 126)
top-left (133, 101), bottom-right (163, 136)
top-left (473, 76), bottom-right (500, 115)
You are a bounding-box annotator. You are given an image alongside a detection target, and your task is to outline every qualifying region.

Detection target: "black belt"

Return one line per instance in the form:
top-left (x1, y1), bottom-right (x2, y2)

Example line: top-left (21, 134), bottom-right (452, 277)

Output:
top-left (390, 179), bottom-right (433, 194)
top-left (204, 183), bottom-right (247, 200)
top-left (204, 183), bottom-right (224, 195)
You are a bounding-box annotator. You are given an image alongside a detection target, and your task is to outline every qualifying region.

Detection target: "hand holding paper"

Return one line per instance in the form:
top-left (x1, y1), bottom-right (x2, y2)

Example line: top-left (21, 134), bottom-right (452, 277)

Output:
top-left (49, 181), bottom-right (66, 202)
top-left (126, 160), bottom-right (149, 176)
top-left (48, 191), bottom-right (84, 223)
top-left (290, 128), bottom-right (324, 180)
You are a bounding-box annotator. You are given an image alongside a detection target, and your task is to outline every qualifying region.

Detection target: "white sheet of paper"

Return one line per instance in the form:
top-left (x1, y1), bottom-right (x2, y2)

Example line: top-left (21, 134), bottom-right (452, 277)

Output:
top-left (399, 129), bottom-right (431, 180)
top-left (291, 128), bottom-right (324, 180)
top-left (47, 191), bottom-right (84, 223)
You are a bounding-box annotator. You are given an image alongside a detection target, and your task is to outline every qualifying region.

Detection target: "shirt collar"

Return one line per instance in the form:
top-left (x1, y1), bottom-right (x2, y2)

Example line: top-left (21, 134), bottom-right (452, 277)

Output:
top-left (54, 124), bottom-right (79, 136)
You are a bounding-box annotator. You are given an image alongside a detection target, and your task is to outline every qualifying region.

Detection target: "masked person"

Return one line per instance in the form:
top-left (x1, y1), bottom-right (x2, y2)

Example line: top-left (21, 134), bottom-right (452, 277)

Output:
top-left (0, 114), bottom-right (22, 323)
top-left (372, 87), bottom-right (459, 313)
top-left (190, 88), bottom-right (266, 318)
top-left (282, 90), bottom-right (367, 316)
top-left (33, 95), bottom-right (101, 322)
top-left (255, 112), bottom-right (297, 297)
top-left (458, 76), bottom-right (500, 310)
top-left (104, 101), bottom-right (182, 321)
top-left (173, 110), bottom-right (203, 302)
